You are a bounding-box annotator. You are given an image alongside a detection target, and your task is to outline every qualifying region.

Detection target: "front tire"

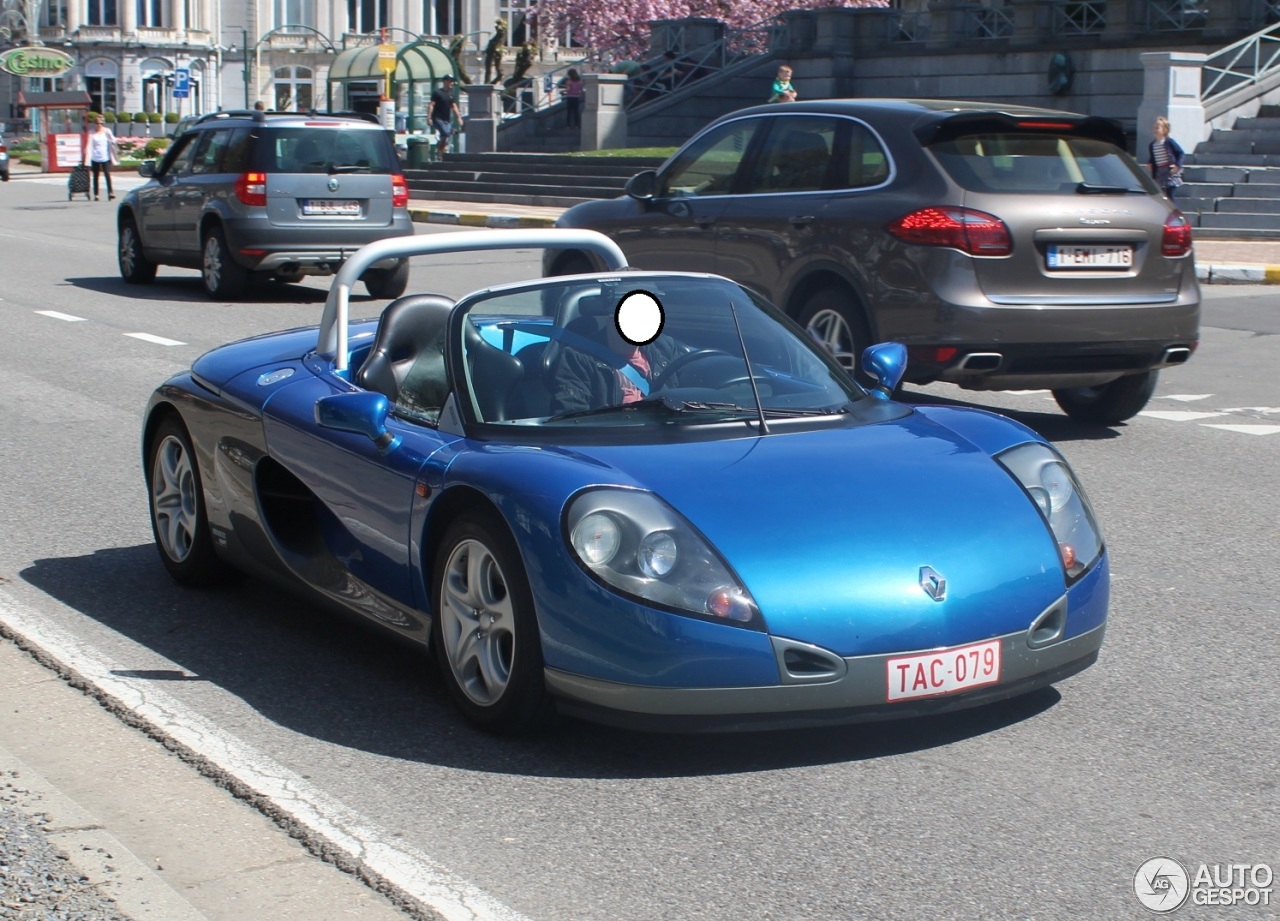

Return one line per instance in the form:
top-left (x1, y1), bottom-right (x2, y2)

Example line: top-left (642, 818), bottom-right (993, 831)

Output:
top-left (1053, 370), bottom-right (1158, 425)
top-left (118, 216), bottom-right (157, 284)
top-left (146, 417), bottom-right (228, 585)
top-left (795, 285), bottom-right (872, 381)
top-left (363, 260), bottom-right (410, 299)
top-left (202, 226), bottom-right (248, 299)
top-left (432, 510), bottom-right (552, 733)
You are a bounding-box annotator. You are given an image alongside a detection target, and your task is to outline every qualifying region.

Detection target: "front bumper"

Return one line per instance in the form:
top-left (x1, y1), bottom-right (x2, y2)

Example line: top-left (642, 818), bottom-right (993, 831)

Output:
top-left (546, 622), bottom-right (1105, 732)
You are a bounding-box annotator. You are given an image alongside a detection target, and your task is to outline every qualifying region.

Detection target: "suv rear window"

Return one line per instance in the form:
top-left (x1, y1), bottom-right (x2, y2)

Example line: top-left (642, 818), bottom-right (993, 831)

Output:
top-left (930, 133), bottom-right (1153, 194)
top-left (252, 127), bottom-right (396, 174)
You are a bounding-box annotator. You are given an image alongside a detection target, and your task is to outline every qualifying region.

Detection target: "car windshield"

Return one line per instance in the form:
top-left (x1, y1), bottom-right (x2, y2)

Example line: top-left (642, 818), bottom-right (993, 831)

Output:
top-left (456, 274), bottom-right (865, 427)
top-left (929, 133), bottom-right (1156, 195)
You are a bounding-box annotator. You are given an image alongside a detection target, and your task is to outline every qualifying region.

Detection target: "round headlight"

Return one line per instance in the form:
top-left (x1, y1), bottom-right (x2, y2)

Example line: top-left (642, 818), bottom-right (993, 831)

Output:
top-left (1041, 461), bottom-right (1074, 513)
top-left (572, 512), bottom-right (621, 566)
top-left (638, 531), bottom-right (678, 578)
top-left (1027, 485), bottom-right (1052, 518)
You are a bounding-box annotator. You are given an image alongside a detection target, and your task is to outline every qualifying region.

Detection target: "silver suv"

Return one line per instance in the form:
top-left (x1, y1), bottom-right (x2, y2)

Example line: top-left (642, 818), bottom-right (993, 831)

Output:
top-left (548, 99), bottom-right (1201, 425)
top-left (117, 110), bottom-right (414, 299)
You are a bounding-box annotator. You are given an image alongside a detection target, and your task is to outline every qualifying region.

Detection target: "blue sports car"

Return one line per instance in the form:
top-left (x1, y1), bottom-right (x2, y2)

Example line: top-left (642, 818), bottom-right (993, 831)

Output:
top-left (143, 229), bottom-right (1108, 733)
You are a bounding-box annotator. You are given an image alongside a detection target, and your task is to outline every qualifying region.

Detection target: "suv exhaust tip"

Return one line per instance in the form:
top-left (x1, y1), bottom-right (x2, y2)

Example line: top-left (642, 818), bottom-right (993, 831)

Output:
top-left (957, 352), bottom-right (1003, 372)
top-left (1160, 347), bottom-right (1192, 367)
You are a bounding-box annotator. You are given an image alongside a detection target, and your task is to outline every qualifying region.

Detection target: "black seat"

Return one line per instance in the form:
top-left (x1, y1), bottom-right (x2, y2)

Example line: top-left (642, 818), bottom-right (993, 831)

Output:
top-left (355, 294), bottom-right (455, 408)
top-left (463, 318), bottom-right (524, 422)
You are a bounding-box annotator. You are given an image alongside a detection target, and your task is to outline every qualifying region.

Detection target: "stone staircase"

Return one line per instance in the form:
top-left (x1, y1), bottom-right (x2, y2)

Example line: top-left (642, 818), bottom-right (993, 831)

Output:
top-left (404, 153), bottom-right (665, 208)
top-left (1180, 104), bottom-right (1280, 238)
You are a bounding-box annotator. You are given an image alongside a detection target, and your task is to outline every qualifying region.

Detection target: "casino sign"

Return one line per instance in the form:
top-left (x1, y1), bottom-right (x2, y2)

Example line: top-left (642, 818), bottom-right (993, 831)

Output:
top-left (0, 47), bottom-right (76, 78)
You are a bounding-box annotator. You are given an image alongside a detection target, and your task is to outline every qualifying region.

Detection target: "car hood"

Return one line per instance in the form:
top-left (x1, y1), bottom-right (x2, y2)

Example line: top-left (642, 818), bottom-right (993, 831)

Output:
top-left (573, 413), bottom-right (1065, 657)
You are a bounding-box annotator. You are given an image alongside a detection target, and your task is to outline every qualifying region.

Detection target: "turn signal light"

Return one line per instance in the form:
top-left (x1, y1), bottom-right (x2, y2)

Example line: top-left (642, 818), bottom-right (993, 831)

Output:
top-left (391, 174), bottom-right (409, 208)
top-left (1161, 211), bottom-right (1193, 257)
top-left (235, 171), bottom-right (268, 207)
top-left (887, 207), bottom-right (1012, 256)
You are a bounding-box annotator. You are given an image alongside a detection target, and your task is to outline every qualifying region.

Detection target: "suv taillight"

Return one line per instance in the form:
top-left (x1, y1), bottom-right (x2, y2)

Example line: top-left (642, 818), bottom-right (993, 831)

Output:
top-left (235, 172), bottom-right (267, 207)
top-left (1161, 210), bottom-right (1193, 257)
top-left (887, 207), bottom-right (1012, 257)
top-left (391, 173), bottom-right (408, 208)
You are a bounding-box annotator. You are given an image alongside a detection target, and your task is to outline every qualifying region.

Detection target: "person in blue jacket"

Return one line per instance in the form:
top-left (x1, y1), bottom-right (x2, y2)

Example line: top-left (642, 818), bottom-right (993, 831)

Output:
top-left (1149, 115), bottom-right (1186, 200)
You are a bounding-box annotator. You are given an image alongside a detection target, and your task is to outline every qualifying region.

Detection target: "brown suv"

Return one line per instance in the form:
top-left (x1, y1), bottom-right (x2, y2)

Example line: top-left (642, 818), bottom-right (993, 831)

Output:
top-left (547, 99), bottom-right (1200, 425)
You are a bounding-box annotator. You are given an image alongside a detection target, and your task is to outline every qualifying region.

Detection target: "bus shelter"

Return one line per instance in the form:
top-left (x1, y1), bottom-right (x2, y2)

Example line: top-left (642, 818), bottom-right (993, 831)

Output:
top-left (326, 40), bottom-right (456, 134)
top-left (19, 90), bottom-right (92, 173)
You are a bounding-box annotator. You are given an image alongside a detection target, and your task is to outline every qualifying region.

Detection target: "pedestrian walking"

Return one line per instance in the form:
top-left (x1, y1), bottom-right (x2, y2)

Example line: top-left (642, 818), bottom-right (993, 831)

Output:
top-left (82, 112), bottom-right (118, 201)
top-left (1148, 115), bottom-right (1185, 200)
top-left (562, 68), bottom-right (583, 129)
top-left (430, 75), bottom-right (463, 158)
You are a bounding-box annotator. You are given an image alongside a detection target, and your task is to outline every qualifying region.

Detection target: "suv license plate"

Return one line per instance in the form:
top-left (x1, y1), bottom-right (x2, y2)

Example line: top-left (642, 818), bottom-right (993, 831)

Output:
top-left (886, 639), bottom-right (1002, 702)
top-left (302, 199), bottom-right (361, 216)
top-left (1047, 244), bottom-right (1133, 269)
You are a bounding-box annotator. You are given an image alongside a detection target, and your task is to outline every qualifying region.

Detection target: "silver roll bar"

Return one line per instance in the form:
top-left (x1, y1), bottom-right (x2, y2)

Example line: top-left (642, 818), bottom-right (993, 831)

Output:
top-left (316, 229), bottom-right (630, 370)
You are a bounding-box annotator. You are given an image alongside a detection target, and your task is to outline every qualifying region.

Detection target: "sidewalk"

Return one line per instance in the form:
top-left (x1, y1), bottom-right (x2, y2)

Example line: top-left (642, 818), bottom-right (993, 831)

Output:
top-left (7, 161), bottom-right (1279, 281)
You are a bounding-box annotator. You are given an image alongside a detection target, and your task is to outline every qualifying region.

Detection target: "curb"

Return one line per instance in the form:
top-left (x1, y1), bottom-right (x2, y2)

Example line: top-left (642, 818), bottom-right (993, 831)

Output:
top-left (1195, 262), bottom-right (1280, 284)
top-left (408, 208), bottom-right (556, 229)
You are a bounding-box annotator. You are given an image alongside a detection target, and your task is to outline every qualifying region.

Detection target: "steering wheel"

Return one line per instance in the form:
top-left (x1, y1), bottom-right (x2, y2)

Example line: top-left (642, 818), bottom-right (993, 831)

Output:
top-left (649, 349), bottom-right (734, 391)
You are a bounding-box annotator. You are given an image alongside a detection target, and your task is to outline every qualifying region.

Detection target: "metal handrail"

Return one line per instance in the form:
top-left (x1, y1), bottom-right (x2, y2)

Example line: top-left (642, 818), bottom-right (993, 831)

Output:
top-left (1052, 0), bottom-right (1107, 35)
top-left (1201, 19), bottom-right (1280, 106)
top-left (623, 16), bottom-right (784, 114)
top-left (965, 6), bottom-right (1014, 40)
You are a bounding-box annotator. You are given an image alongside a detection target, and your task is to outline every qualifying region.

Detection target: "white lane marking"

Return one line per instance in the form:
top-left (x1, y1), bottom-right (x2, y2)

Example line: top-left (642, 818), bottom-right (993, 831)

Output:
top-left (1202, 424), bottom-right (1280, 435)
top-left (1139, 410), bottom-right (1228, 422)
top-left (1219, 406), bottom-right (1280, 415)
top-left (0, 594), bottom-right (530, 921)
top-left (125, 332), bottom-right (187, 346)
top-left (1162, 394), bottom-right (1213, 402)
top-left (36, 310), bottom-right (89, 322)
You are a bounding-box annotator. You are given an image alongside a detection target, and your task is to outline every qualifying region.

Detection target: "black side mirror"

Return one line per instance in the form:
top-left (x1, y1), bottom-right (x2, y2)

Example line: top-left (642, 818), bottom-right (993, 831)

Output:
top-left (625, 169), bottom-right (658, 201)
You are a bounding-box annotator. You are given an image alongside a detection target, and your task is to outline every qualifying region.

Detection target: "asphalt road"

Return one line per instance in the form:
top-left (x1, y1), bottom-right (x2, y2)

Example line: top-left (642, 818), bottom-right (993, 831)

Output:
top-left (0, 173), bottom-right (1277, 921)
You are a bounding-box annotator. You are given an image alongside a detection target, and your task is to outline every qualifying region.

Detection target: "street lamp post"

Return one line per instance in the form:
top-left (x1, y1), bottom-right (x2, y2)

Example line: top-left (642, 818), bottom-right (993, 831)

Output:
top-left (238, 25), bottom-right (338, 110)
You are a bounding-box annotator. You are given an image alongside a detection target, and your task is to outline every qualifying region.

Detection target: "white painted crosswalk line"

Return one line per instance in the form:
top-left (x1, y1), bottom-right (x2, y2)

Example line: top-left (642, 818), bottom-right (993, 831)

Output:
top-left (125, 332), bottom-right (186, 346)
top-left (35, 310), bottom-right (88, 322)
top-left (1202, 424), bottom-right (1280, 435)
top-left (1162, 394), bottom-right (1214, 402)
top-left (1139, 410), bottom-right (1228, 422)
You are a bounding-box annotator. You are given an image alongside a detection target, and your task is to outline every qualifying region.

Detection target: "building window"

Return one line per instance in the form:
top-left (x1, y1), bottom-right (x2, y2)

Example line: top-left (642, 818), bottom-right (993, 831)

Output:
top-left (136, 0), bottom-right (163, 27)
top-left (86, 76), bottom-right (119, 114)
top-left (86, 0), bottom-right (119, 26)
top-left (275, 0), bottom-right (316, 27)
top-left (501, 0), bottom-right (538, 45)
top-left (428, 0), bottom-right (463, 35)
top-left (42, 1), bottom-right (68, 27)
top-left (347, 0), bottom-right (386, 34)
top-left (273, 65), bottom-right (314, 112)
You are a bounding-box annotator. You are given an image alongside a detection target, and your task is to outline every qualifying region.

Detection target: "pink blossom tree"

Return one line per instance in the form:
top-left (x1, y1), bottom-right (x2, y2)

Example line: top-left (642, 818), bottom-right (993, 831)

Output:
top-left (538, 0), bottom-right (886, 61)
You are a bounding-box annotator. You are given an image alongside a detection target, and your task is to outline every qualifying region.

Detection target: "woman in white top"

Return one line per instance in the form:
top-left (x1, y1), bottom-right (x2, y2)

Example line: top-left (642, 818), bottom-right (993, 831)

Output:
top-left (82, 112), bottom-right (118, 201)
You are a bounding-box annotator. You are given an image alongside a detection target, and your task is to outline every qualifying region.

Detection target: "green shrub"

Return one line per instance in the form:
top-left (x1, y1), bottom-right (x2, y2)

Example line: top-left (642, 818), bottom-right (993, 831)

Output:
top-left (164, 111), bottom-right (179, 124)
top-left (133, 112), bottom-right (148, 124)
top-left (147, 112), bottom-right (162, 124)
top-left (144, 137), bottom-right (169, 156)
top-left (101, 110), bottom-right (116, 124)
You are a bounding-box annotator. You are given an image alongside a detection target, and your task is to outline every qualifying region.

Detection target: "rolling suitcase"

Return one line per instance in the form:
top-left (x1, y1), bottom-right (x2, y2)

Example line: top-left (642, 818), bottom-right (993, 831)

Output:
top-left (68, 164), bottom-right (91, 201)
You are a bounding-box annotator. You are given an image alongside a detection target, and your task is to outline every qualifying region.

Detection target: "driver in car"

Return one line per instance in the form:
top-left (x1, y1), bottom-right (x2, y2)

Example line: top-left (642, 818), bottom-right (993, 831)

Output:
top-left (549, 317), bottom-right (685, 415)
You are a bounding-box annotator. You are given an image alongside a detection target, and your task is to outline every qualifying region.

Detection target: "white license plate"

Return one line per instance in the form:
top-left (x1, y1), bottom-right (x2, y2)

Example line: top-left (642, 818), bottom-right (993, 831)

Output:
top-left (1046, 244), bottom-right (1133, 269)
top-left (302, 199), bottom-right (361, 216)
top-left (886, 639), bottom-right (1002, 702)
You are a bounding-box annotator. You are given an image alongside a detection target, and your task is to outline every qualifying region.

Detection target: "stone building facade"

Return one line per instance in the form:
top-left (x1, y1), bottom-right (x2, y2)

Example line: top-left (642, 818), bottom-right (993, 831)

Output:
top-left (1, 0), bottom-right (543, 124)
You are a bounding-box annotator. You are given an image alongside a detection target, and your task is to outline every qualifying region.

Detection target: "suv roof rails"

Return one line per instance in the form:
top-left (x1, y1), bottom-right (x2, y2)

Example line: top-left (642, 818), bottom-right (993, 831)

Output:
top-left (186, 109), bottom-right (383, 128)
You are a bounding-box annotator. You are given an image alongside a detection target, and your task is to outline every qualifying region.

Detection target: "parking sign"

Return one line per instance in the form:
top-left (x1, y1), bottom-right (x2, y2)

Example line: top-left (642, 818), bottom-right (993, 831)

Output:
top-left (173, 67), bottom-right (190, 98)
